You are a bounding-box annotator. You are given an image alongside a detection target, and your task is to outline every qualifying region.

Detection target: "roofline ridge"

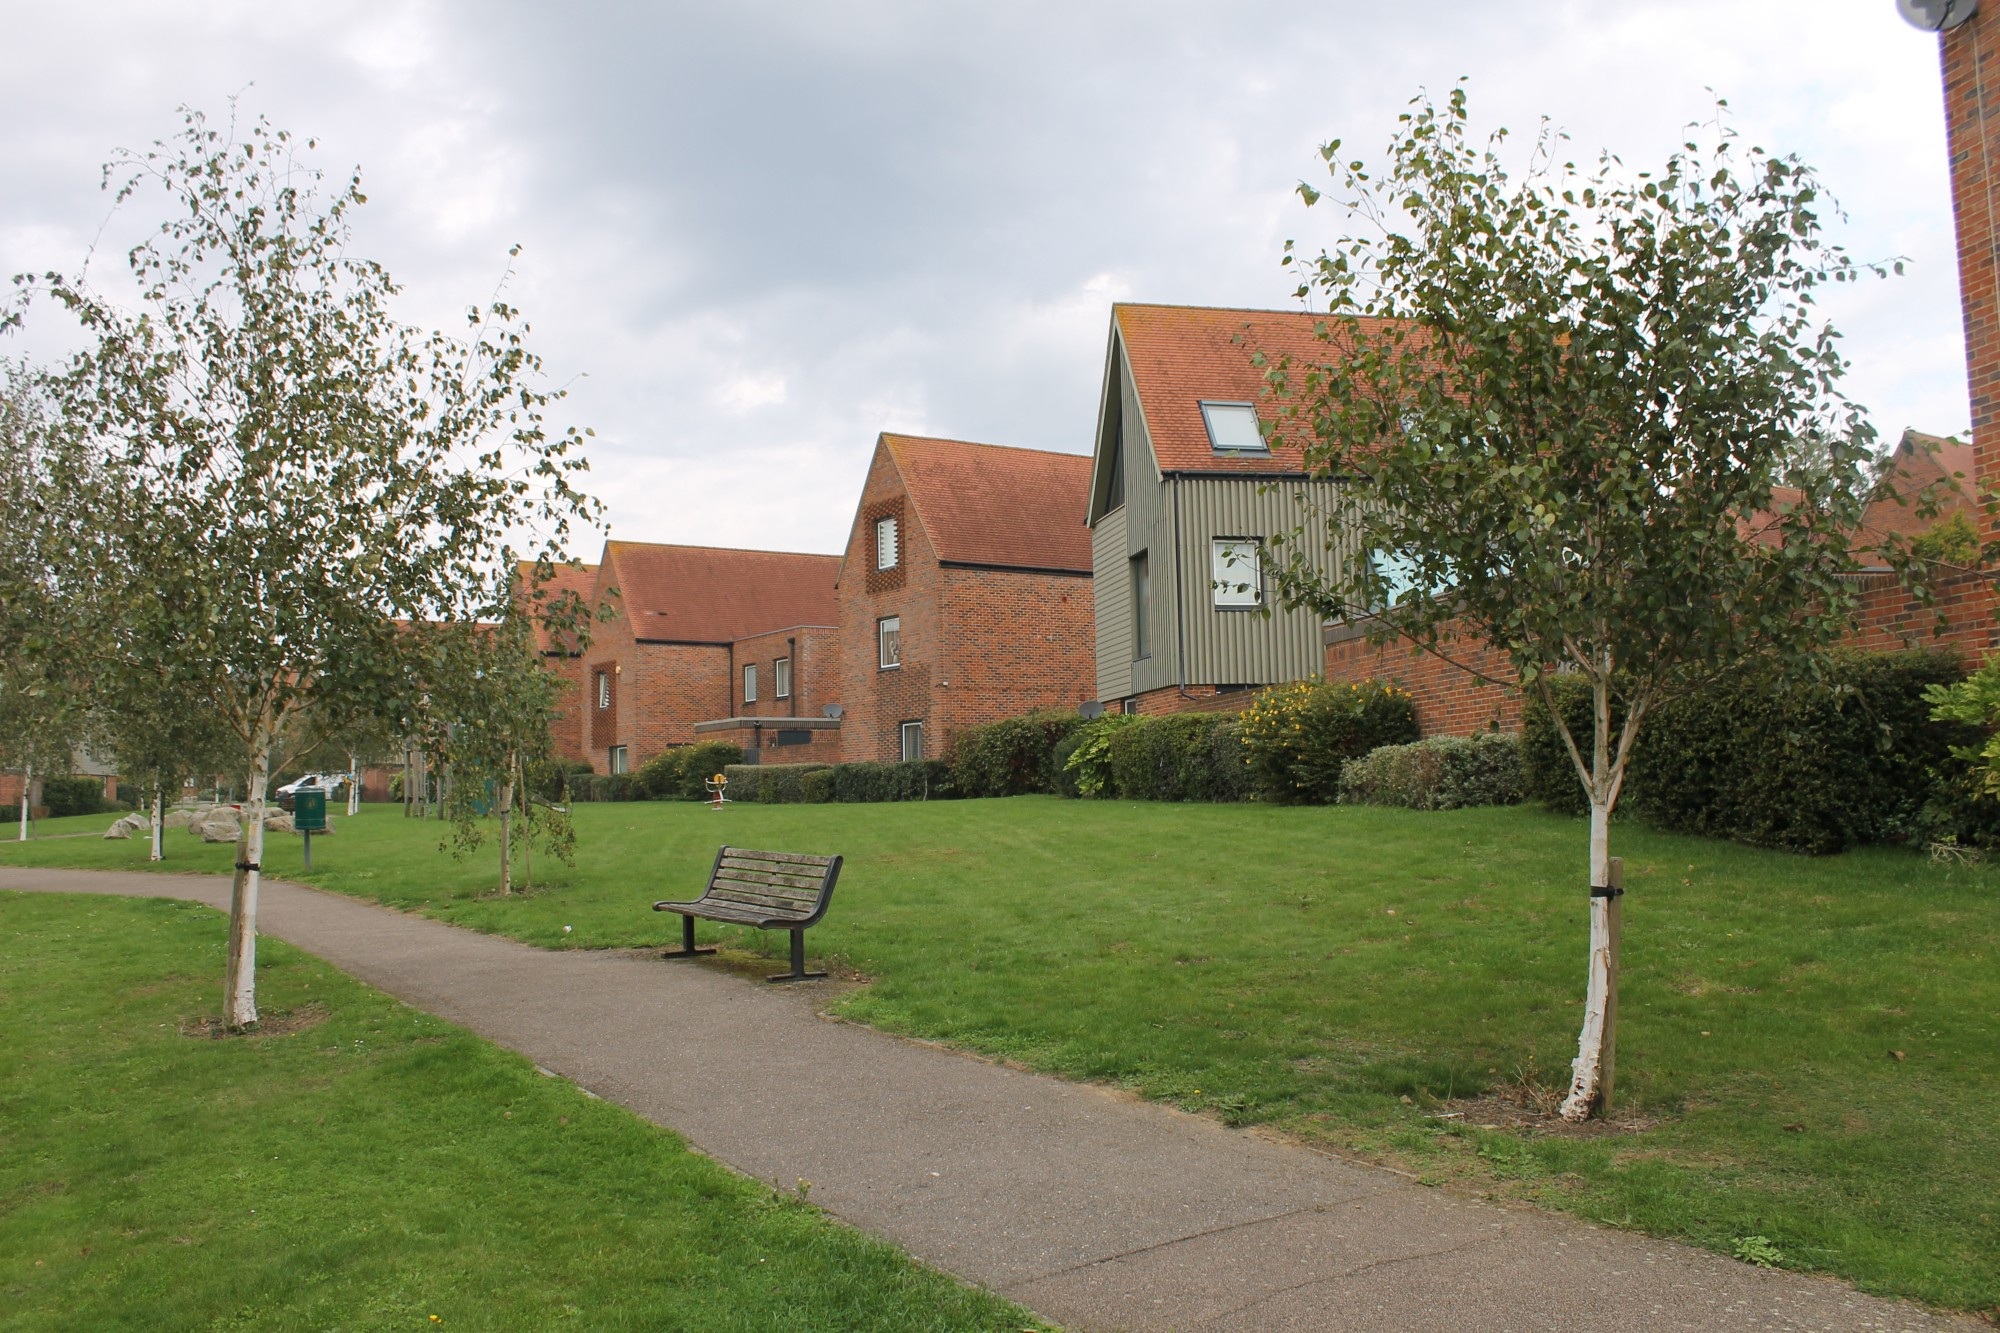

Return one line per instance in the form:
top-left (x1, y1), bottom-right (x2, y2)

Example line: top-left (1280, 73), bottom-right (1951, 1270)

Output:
top-left (880, 432), bottom-right (1088, 460)
top-left (605, 538), bottom-right (841, 561)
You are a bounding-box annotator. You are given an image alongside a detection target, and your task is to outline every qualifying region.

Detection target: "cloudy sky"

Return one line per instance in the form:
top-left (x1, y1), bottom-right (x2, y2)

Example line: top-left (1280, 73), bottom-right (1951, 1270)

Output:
top-left (0, 1), bottom-right (1969, 561)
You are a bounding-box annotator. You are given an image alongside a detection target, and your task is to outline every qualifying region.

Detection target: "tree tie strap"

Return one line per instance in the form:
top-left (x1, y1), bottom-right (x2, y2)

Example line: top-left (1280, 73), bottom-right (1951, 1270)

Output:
top-left (1589, 884), bottom-right (1624, 899)
top-left (235, 861), bottom-right (261, 873)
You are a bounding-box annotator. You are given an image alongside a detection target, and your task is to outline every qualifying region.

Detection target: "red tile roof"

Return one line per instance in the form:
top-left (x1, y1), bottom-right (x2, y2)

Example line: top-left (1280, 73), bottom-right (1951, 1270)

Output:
top-left (883, 434), bottom-right (1093, 573)
top-left (1115, 303), bottom-right (1407, 474)
top-left (604, 541), bottom-right (839, 644)
top-left (514, 560), bottom-right (600, 655)
top-left (1860, 429), bottom-right (1974, 550)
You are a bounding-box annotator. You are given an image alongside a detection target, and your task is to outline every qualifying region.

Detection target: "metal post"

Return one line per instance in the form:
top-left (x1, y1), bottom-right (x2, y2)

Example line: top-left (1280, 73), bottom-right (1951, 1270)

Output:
top-left (303, 828), bottom-right (312, 871)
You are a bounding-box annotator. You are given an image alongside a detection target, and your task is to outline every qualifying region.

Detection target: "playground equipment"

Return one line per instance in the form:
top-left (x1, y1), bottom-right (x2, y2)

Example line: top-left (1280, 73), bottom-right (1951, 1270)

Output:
top-left (705, 772), bottom-right (731, 810)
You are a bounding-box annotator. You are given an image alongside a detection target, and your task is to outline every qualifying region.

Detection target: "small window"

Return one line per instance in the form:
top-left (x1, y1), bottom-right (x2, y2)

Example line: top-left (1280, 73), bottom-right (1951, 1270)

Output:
top-left (1367, 547), bottom-right (1425, 613)
top-left (608, 745), bottom-right (628, 775)
top-left (1120, 698), bottom-right (1139, 716)
top-left (596, 671), bottom-right (610, 709)
top-left (875, 516), bottom-right (900, 570)
top-left (1212, 537), bottom-right (1263, 608)
top-left (774, 656), bottom-right (792, 698)
top-left (743, 663), bottom-right (757, 704)
top-left (900, 720), bottom-right (923, 762)
top-left (1130, 551), bottom-right (1150, 660)
top-left (878, 616), bottom-right (901, 668)
top-left (1200, 401), bottom-right (1267, 453)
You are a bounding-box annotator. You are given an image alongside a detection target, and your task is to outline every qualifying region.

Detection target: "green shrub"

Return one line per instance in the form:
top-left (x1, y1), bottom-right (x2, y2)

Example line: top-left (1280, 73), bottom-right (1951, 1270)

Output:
top-left (525, 759), bottom-right (596, 803)
top-left (1106, 714), bottom-right (1250, 802)
top-left (799, 768), bottom-right (836, 804)
top-left (1339, 733), bottom-right (1524, 810)
top-left (832, 760), bottom-right (954, 803)
top-left (571, 773), bottom-right (643, 802)
top-left (45, 776), bottom-right (114, 817)
top-left (1521, 651), bottom-right (1977, 853)
top-left (635, 742), bottom-right (745, 801)
top-left (1238, 680), bottom-right (1419, 804)
top-left (1060, 715), bottom-right (1141, 797)
top-left (947, 712), bottom-right (1085, 797)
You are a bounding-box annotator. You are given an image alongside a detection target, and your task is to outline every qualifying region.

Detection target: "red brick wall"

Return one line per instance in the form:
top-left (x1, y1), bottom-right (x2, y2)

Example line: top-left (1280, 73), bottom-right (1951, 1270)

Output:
top-left (1323, 624), bottom-right (1521, 737)
top-left (835, 443), bottom-right (1100, 762)
top-left (728, 624), bottom-right (839, 721)
top-left (1125, 684), bottom-right (1261, 716)
top-left (838, 446), bottom-right (944, 762)
top-left (1944, 15), bottom-right (2000, 536)
top-left (542, 653), bottom-right (587, 763)
top-left (575, 583), bottom-right (734, 771)
top-left (935, 567), bottom-right (1095, 742)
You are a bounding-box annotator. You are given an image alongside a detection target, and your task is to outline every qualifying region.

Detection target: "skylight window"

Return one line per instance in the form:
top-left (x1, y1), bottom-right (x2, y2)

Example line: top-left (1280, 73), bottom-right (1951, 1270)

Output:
top-left (1200, 401), bottom-right (1267, 453)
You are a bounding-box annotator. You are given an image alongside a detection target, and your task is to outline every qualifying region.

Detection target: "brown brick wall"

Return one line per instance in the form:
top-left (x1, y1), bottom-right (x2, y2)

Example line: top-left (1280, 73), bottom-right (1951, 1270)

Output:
top-left (936, 567), bottom-right (1096, 742)
top-left (1944, 15), bottom-right (2000, 536)
top-left (838, 445), bottom-right (944, 762)
top-left (728, 624), bottom-right (839, 721)
top-left (1125, 684), bottom-right (1261, 716)
top-left (835, 442), bottom-right (1099, 762)
top-left (573, 587), bottom-right (736, 772)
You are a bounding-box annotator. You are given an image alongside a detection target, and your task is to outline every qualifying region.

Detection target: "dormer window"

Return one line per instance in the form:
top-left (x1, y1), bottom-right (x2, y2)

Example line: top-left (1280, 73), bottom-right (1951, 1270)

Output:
top-left (1200, 401), bottom-right (1267, 453)
top-left (875, 515), bottom-right (900, 569)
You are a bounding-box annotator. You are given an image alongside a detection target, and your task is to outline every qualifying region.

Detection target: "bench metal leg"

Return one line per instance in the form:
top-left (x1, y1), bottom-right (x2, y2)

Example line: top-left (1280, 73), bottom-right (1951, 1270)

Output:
top-left (766, 929), bottom-right (827, 983)
top-left (659, 914), bottom-right (717, 961)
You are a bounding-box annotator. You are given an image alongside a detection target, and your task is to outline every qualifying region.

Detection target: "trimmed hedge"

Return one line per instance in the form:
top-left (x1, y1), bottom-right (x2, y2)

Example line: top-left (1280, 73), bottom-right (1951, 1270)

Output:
top-left (1104, 714), bottom-right (1252, 803)
top-left (1522, 651), bottom-right (1979, 853)
top-left (1339, 733), bottom-right (1524, 810)
top-left (571, 773), bottom-right (643, 802)
top-left (947, 712), bottom-right (1086, 798)
top-left (1238, 680), bottom-right (1419, 804)
top-left (636, 741), bottom-right (746, 801)
top-left (832, 760), bottom-right (953, 803)
top-left (721, 763), bottom-right (832, 804)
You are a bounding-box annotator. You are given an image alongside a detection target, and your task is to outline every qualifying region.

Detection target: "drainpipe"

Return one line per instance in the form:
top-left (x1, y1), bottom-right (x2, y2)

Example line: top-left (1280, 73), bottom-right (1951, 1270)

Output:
top-left (1172, 476), bottom-right (1196, 704)
top-left (788, 635), bottom-right (798, 717)
top-left (726, 642), bottom-right (735, 721)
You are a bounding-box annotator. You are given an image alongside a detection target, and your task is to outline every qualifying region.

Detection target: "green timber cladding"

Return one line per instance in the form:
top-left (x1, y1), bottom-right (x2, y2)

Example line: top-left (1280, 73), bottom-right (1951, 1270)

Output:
top-left (1087, 304), bottom-right (1347, 704)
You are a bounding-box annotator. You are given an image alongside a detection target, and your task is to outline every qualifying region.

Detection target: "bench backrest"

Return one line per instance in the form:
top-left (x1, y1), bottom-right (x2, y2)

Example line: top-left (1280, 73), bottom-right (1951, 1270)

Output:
top-left (705, 846), bottom-right (842, 925)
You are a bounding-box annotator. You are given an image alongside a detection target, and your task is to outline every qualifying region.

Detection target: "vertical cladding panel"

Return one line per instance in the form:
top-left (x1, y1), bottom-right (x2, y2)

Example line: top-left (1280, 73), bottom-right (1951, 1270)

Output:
top-left (1176, 476), bottom-right (1342, 686)
top-left (1092, 507), bottom-right (1132, 700)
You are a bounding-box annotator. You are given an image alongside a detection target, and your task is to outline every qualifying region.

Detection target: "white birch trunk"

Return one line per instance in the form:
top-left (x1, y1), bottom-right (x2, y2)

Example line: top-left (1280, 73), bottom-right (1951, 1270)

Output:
top-left (347, 751), bottom-right (360, 816)
top-left (497, 753), bottom-right (516, 897)
top-left (223, 729), bottom-right (273, 1028)
top-left (1560, 677), bottom-right (1619, 1121)
top-left (17, 761), bottom-right (29, 841)
top-left (149, 788), bottom-right (164, 862)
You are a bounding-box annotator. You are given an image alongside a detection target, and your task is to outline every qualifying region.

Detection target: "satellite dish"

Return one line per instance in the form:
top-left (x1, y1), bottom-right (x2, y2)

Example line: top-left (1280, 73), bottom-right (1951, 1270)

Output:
top-left (823, 703), bottom-right (844, 720)
top-left (1897, 0), bottom-right (1979, 30)
top-left (1077, 701), bottom-right (1106, 719)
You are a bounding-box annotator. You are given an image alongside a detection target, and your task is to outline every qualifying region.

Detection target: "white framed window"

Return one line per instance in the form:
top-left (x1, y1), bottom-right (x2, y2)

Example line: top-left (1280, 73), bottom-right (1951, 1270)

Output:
top-left (1212, 537), bottom-right (1263, 608)
top-left (1199, 401), bottom-right (1267, 453)
top-left (608, 745), bottom-right (628, 775)
top-left (900, 720), bottom-right (923, 762)
top-left (743, 663), bottom-right (757, 704)
top-left (596, 671), bottom-right (610, 709)
top-left (875, 515), bottom-right (900, 570)
top-left (878, 616), bottom-right (901, 668)
top-left (774, 656), bottom-right (792, 698)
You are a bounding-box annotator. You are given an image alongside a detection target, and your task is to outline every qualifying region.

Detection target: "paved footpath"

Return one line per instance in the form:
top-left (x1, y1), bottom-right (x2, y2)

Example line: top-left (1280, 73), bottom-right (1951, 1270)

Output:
top-left (2, 868), bottom-right (1980, 1333)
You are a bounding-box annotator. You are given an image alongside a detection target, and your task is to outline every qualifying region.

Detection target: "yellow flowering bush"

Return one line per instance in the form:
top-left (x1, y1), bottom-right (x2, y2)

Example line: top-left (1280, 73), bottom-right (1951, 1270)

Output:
top-left (1239, 679), bottom-right (1418, 803)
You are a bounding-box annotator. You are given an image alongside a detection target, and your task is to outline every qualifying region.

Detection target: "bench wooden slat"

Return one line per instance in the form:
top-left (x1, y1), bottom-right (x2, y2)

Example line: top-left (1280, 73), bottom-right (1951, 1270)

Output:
top-left (709, 877), bottom-right (820, 902)
top-left (714, 863), bottom-right (828, 890)
top-left (723, 847), bottom-right (835, 868)
top-left (704, 888), bottom-right (818, 915)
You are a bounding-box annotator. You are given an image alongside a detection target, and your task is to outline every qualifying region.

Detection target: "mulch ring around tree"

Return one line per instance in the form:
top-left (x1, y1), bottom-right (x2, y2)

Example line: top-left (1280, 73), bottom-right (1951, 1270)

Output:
top-left (179, 1002), bottom-right (330, 1040)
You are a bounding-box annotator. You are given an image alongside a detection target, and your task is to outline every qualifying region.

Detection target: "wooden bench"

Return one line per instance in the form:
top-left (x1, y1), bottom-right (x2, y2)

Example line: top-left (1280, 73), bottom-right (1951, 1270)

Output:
top-left (653, 846), bottom-right (843, 982)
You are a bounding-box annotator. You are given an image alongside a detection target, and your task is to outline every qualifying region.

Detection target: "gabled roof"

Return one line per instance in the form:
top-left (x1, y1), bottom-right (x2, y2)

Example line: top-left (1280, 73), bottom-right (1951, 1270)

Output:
top-left (514, 560), bottom-right (599, 655)
top-left (603, 541), bottom-right (839, 645)
top-left (882, 434), bottom-right (1093, 573)
top-left (1113, 303), bottom-right (1406, 475)
top-left (1860, 429), bottom-right (1975, 548)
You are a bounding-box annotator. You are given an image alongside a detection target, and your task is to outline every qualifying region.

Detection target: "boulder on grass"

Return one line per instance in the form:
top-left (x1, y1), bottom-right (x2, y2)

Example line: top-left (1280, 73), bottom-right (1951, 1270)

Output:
top-left (163, 808), bottom-right (197, 830)
top-left (196, 810), bottom-right (242, 843)
top-left (263, 809), bottom-right (294, 833)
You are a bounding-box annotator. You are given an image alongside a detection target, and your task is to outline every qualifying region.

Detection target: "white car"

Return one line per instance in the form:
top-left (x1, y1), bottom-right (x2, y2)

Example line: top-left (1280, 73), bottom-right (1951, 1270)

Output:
top-left (277, 772), bottom-right (348, 797)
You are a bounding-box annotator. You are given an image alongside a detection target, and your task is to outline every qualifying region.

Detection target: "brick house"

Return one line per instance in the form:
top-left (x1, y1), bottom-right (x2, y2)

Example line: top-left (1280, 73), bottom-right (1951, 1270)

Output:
top-left (572, 540), bottom-right (839, 772)
top-left (835, 433), bottom-right (1095, 762)
top-left (1085, 303), bottom-right (1348, 715)
top-left (517, 559), bottom-right (601, 764)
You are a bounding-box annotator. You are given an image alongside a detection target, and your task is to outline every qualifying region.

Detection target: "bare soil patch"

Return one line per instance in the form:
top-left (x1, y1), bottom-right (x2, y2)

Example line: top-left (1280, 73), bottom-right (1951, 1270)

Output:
top-left (180, 1002), bottom-right (330, 1040)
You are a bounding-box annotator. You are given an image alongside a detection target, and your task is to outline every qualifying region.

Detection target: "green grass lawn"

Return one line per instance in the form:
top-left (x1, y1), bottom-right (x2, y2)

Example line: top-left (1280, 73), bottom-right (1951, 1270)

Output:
top-left (6, 797), bottom-right (1998, 1315)
top-left (0, 890), bottom-right (1050, 1332)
